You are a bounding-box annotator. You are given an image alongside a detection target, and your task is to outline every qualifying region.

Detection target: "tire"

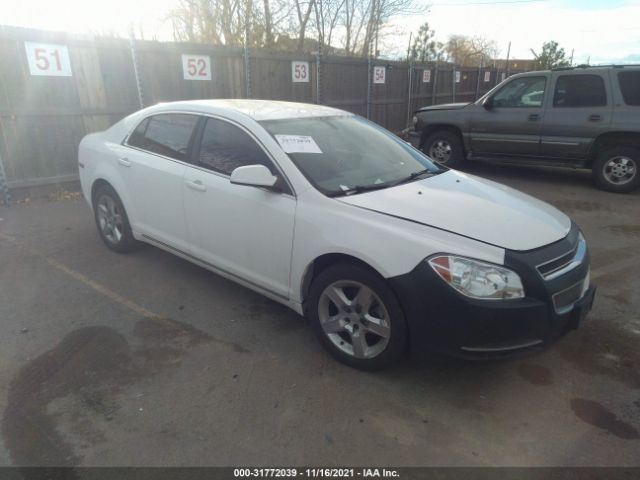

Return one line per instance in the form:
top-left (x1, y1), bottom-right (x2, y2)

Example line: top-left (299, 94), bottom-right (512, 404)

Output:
top-left (422, 130), bottom-right (465, 168)
top-left (92, 184), bottom-right (142, 253)
top-left (592, 146), bottom-right (640, 193)
top-left (307, 263), bottom-right (408, 371)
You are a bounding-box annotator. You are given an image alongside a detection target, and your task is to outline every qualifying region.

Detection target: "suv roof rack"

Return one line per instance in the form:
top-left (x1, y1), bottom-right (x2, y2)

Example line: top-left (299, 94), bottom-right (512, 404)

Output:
top-left (551, 64), bottom-right (640, 71)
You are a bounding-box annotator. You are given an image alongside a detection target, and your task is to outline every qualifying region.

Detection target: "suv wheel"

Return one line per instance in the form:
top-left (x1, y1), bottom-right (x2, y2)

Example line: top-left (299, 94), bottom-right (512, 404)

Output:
top-left (422, 130), bottom-right (464, 168)
top-left (93, 184), bottom-right (142, 253)
top-left (307, 263), bottom-right (408, 370)
top-left (592, 146), bottom-right (640, 193)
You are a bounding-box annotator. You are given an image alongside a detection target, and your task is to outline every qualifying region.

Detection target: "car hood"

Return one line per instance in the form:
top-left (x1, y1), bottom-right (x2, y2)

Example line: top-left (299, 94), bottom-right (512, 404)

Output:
top-left (416, 102), bottom-right (470, 112)
top-left (337, 171), bottom-right (571, 251)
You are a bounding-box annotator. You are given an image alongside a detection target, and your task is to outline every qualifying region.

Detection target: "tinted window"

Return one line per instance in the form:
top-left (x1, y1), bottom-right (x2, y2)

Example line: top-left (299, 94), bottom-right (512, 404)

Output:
top-left (553, 75), bottom-right (607, 107)
top-left (618, 71), bottom-right (640, 106)
top-left (197, 118), bottom-right (273, 175)
top-left (492, 76), bottom-right (546, 108)
top-left (127, 114), bottom-right (199, 161)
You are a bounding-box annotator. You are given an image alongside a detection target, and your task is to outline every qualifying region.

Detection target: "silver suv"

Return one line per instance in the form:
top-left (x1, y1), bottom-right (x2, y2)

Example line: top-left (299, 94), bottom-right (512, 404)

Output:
top-left (411, 65), bottom-right (640, 193)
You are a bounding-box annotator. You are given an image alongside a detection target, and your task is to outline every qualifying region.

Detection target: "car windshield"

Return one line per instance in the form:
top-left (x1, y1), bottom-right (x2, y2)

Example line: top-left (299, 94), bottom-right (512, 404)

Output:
top-left (260, 115), bottom-right (443, 196)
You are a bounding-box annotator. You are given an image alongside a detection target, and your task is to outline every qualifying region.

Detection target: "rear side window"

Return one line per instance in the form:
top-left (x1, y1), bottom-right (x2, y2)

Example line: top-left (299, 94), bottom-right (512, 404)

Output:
top-left (618, 71), bottom-right (640, 106)
top-left (553, 75), bottom-right (607, 107)
top-left (197, 118), bottom-right (273, 175)
top-left (127, 114), bottom-right (199, 161)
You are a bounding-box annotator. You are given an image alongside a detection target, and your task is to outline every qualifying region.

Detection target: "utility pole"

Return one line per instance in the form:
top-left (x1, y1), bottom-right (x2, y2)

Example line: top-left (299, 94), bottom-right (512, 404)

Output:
top-left (406, 32), bottom-right (413, 62)
top-left (570, 49), bottom-right (574, 66)
top-left (505, 41), bottom-right (511, 77)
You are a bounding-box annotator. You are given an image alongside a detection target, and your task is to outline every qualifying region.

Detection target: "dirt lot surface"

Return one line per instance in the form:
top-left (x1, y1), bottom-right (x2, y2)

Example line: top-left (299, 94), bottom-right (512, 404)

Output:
top-left (0, 163), bottom-right (639, 467)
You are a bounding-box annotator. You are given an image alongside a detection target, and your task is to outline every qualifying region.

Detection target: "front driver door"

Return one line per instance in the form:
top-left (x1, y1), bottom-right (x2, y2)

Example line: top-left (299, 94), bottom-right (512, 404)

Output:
top-left (182, 116), bottom-right (296, 299)
top-left (470, 75), bottom-right (548, 157)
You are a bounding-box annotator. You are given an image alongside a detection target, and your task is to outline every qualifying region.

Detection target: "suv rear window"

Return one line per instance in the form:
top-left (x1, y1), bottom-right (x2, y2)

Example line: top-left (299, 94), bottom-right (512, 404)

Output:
top-left (618, 71), bottom-right (640, 106)
top-left (553, 75), bottom-right (607, 107)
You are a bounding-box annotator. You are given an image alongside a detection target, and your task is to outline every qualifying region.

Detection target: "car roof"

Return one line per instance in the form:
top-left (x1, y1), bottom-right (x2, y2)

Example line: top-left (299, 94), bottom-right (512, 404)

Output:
top-left (150, 99), bottom-right (351, 121)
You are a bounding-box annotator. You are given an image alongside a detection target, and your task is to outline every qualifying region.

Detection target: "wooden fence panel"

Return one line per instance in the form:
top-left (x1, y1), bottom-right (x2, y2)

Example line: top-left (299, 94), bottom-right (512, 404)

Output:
top-left (322, 57), bottom-right (368, 117)
top-left (0, 25), bottom-right (522, 187)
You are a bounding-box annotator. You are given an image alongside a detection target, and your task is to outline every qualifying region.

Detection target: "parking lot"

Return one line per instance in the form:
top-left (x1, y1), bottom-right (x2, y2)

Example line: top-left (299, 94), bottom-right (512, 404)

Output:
top-left (0, 163), bottom-right (639, 467)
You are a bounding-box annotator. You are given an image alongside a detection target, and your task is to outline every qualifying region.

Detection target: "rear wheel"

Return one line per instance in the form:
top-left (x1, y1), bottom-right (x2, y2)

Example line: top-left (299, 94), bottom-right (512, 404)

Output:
top-left (307, 263), bottom-right (408, 370)
top-left (592, 146), bottom-right (640, 193)
top-left (422, 130), bottom-right (464, 168)
top-left (93, 184), bottom-right (142, 253)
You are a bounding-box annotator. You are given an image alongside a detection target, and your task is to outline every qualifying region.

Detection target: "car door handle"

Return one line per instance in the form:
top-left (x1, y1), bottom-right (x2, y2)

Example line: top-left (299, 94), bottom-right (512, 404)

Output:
top-left (118, 157), bottom-right (132, 167)
top-left (528, 114), bottom-right (540, 121)
top-left (186, 179), bottom-right (207, 192)
top-left (589, 114), bottom-right (602, 122)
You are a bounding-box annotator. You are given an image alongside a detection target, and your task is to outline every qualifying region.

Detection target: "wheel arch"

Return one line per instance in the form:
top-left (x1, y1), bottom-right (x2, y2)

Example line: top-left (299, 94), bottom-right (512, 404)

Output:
top-left (420, 124), bottom-right (466, 153)
top-left (587, 131), bottom-right (640, 166)
top-left (300, 253), bottom-right (389, 313)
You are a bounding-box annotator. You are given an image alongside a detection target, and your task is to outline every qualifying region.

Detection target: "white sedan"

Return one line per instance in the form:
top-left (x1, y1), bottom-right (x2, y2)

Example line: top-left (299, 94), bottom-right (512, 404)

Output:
top-left (79, 99), bottom-right (595, 370)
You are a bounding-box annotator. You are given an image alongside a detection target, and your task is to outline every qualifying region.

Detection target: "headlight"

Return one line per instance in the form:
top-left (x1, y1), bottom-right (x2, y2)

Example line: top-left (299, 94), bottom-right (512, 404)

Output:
top-left (428, 255), bottom-right (525, 299)
top-left (412, 115), bottom-right (418, 127)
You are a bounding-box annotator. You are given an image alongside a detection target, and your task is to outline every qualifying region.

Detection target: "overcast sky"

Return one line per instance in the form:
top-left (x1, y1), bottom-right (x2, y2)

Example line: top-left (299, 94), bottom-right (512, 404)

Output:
top-left (1, 0), bottom-right (638, 64)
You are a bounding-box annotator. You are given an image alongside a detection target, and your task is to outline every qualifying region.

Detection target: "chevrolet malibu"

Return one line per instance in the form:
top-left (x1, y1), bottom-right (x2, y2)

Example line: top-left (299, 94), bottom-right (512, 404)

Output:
top-left (78, 100), bottom-right (595, 370)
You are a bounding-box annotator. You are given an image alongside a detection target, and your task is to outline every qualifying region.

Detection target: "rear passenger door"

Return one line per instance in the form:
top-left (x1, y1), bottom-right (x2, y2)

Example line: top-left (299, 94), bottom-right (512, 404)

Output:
top-left (540, 72), bottom-right (613, 159)
top-left (120, 113), bottom-right (200, 251)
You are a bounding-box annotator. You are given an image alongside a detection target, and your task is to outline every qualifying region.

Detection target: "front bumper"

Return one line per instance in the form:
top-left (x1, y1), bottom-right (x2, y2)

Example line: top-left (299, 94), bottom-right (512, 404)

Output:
top-left (388, 225), bottom-right (595, 359)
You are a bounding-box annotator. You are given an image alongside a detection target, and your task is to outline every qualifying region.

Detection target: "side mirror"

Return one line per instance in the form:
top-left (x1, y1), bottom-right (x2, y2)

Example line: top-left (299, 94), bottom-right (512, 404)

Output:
top-left (230, 164), bottom-right (278, 189)
top-left (483, 97), bottom-right (494, 110)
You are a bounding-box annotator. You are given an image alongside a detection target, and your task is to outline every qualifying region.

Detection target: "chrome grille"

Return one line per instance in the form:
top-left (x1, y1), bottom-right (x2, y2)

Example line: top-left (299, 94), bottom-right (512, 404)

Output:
top-left (552, 269), bottom-right (590, 314)
top-left (537, 233), bottom-right (587, 281)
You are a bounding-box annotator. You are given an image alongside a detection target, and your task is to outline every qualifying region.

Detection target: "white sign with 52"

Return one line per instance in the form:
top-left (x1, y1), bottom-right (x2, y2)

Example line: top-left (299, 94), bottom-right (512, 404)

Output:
top-left (182, 54), bottom-right (212, 81)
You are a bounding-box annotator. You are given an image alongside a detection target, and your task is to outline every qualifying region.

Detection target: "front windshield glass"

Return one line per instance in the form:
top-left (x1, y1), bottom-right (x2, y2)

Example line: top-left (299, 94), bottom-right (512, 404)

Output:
top-left (260, 115), bottom-right (443, 196)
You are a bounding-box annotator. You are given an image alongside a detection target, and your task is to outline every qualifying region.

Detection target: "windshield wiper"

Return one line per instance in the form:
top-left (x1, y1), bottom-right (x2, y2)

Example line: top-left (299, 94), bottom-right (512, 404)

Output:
top-left (329, 183), bottom-right (392, 197)
top-left (390, 168), bottom-right (437, 187)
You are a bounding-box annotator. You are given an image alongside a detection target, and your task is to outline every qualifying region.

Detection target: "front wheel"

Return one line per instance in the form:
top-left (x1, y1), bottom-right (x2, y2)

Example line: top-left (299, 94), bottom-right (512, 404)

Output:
top-left (422, 130), bottom-right (464, 168)
top-left (592, 147), bottom-right (640, 193)
top-left (307, 264), bottom-right (408, 370)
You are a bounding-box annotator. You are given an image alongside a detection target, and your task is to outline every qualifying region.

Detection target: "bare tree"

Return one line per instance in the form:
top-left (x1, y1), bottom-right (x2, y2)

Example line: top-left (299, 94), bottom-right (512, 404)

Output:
top-left (444, 34), bottom-right (498, 66)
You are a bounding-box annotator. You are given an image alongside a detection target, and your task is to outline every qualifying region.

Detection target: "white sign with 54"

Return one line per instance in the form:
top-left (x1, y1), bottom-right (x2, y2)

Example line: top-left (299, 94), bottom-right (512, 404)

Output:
top-left (24, 42), bottom-right (72, 77)
top-left (182, 54), bottom-right (212, 80)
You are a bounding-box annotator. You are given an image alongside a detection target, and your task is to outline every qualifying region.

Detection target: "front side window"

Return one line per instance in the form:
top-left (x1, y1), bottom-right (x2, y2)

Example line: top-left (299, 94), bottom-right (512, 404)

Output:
top-left (553, 75), bottom-right (607, 107)
top-left (197, 118), bottom-right (273, 175)
top-left (492, 76), bottom-right (546, 108)
top-left (260, 115), bottom-right (442, 196)
top-left (127, 114), bottom-right (199, 161)
top-left (618, 71), bottom-right (640, 106)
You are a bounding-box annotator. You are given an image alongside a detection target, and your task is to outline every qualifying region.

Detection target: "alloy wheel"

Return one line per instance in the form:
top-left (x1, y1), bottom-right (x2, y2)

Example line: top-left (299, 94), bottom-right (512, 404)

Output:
top-left (97, 195), bottom-right (124, 244)
top-left (428, 140), bottom-right (453, 164)
top-left (318, 280), bottom-right (391, 359)
top-left (603, 156), bottom-right (637, 185)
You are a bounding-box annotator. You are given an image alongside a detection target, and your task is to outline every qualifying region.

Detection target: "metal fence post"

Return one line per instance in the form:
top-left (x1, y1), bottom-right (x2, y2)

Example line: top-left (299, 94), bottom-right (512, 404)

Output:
top-left (475, 57), bottom-right (483, 100)
top-left (452, 66), bottom-right (456, 103)
top-left (431, 62), bottom-right (438, 105)
top-left (406, 61), bottom-right (413, 127)
top-left (315, 51), bottom-right (321, 104)
top-left (366, 56), bottom-right (372, 119)
top-left (244, 44), bottom-right (252, 99)
top-left (129, 33), bottom-right (145, 109)
top-left (0, 151), bottom-right (11, 206)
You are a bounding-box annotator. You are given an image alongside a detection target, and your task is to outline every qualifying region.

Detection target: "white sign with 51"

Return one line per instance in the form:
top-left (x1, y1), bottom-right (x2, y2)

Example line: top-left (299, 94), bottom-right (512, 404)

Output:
top-left (24, 42), bottom-right (72, 77)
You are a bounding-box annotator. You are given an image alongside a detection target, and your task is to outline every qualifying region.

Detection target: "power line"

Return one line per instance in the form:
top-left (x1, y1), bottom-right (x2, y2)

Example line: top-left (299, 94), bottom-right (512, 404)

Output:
top-left (431, 0), bottom-right (546, 6)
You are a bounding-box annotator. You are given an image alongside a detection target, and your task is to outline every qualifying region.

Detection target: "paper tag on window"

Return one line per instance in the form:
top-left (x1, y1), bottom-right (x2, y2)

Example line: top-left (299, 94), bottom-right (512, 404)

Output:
top-left (275, 135), bottom-right (323, 154)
